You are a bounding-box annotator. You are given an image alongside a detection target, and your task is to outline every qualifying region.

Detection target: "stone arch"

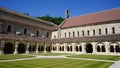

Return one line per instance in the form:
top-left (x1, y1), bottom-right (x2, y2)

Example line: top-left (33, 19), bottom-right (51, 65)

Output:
top-left (109, 42), bottom-right (119, 53)
top-left (110, 45), bottom-right (114, 52)
top-left (101, 46), bottom-right (106, 52)
top-left (76, 46), bottom-right (79, 52)
top-left (115, 45), bottom-right (120, 52)
top-left (67, 46), bottom-right (69, 51)
top-left (70, 46), bottom-right (72, 51)
top-left (62, 46), bottom-right (64, 51)
top-left (18, 43), bottom-right (26, 54)
top-left (97, 46), bottom-right (100, 52)
top-left (79, 46), bottom-right (82, 52)
top-left (4, 42), bottom-right (14, 54)
top-left (46, 46), bottom-right (51, 52)
top-left (85, 43), bottom-right (93, 53)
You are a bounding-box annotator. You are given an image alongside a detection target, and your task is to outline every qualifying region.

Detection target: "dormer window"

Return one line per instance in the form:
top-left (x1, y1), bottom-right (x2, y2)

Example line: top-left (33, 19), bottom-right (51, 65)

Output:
top-left (7, 25), bottom-right (11, 32)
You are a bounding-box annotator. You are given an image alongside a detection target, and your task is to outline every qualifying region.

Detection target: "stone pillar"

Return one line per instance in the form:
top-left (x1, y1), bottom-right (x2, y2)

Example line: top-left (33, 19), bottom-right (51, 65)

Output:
top-left (104, 42), bottom-right (110, 55)
top-left (0, 41), bottom-right (5, 55)
top-left (92, 42), bottom-right (97, 54)
top-left (36, 43), bottom-right (39, 54)
top-left (26, 42), bottom-right (30, 54)
top-left (44, 43), bottom-right (46, 53)
top-left (14, 42), bottom-right (18, 54)
top-left (64, 44), bottom-right (67, 53)
top-left (81, 42), bottom-right (86, 54)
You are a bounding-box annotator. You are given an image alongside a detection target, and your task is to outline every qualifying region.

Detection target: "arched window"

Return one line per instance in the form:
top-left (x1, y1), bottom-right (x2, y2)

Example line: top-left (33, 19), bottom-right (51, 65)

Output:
top-left (69, 32), bottom-right (71, 37)
top-left (70, 46), bottom-right (72, 51)
top-left (65, 33), bottom-right (66, 38)
top-left (112, 27), bottom-right (115, 34)
top-left (7, 25), bottom-right (11, 32)
top-left (47, 32), bottom-right (49, 38)
top-left (110, 45), bottom-right (114, 52)
top-left (87, 30), bottom-right (89, 36)
top-left (73, 32), bottom-right (75, 37)
top-left (82, 31), bottom-right (84, 36)
top-left (79, 46), bottom-right (82, 52)
top-left (76, 46), bottom-right (78, 52)
top-left (77, 31), bottom-right (79, 37)
top-left (101, 46), bottom-right (106, 52)
top-left (97, 46), bottom-right (100, 52)
top-left (99, 29), bottom-right (101, 35)
top-left (115, 45), bottom-right (120, 52)
top-left (93, 30), bottom-right (95, 35)
top-left (24, 28), bottom-right (27, 35)
top-left (105, 28), bottom-right (108, 34)
top-left (36, 30), bottom-right (39, 37)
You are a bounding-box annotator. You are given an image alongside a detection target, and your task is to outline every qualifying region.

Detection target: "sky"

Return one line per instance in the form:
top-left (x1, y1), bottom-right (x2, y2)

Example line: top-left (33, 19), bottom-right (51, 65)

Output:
top-left (0, 0), bottom-right (120, 18)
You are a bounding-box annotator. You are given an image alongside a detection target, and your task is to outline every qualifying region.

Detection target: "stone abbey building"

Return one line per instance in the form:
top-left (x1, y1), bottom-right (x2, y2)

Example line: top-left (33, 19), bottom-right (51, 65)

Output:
top-left (0, 7), bottom-right (120, 55)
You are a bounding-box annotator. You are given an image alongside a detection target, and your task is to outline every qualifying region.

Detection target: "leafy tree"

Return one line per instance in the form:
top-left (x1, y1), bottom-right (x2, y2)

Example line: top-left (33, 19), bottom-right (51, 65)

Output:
top-left (37, 15), bottom-right (64, 25)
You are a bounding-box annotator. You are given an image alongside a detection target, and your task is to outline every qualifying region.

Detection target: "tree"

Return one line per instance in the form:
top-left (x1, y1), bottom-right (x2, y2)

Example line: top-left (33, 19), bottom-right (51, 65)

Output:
top-left (37, 15), bottom-right (64, 25)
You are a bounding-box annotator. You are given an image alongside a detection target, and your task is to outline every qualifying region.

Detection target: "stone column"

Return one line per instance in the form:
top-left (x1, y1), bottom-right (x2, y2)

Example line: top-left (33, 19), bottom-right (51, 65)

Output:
top-left (81, 42), bottom-right (86, 54)
top-left (14, 42), bottom-right (18, 54)
top-left (104, 42), bottom-right (110, 55)
top-left (36, 43), bottom-right (39, 54)
top-left (92, 42), bottom-right (97, 54)
top-left (0, 41), bottom-right (5, 55)
top-left (64, 44), bottom-right (67, 53)
top-left (26, 42), bottom-right (30, 54)
top-left (44, 43), bottom-right (46, 53)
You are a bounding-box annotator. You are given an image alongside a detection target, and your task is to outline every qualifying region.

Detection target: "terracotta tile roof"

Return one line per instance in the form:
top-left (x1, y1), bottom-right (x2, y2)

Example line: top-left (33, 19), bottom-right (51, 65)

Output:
top-left (52, 34), bottom-right (120, 43)
top-left (61, 8), bottom-right (120, 28)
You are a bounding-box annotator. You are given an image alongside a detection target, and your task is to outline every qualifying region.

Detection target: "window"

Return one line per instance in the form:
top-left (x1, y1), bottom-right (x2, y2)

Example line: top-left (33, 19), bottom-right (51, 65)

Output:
top-left (69, 32), bottom-right (71, 37)
top-left (36, 30), bottom-right (39, 37)
top-left (65, 33), bottom-right (66, 38)
top-left (99, 29), bottom-right (101, 35)
top-left (47, 32), bottom-right (49, 38)
top-left (7, 25), bottom-right (11, 32)
top-left (87, 30), bottom-right (89, 36)
top-left (77, 31), bottom-right (79, 37)
top-left (82, 31), bottom-right (84, 36)
top-left (112, 27), bottom-right (115, 34)
top-left (93, 30), bottom-right (95, 35)
top-left (105, 28), bottom-right (108, 34)
top-left (73, 32), bottom-right (75, 37)
top-left (24, 28), bottom-right (27, 35)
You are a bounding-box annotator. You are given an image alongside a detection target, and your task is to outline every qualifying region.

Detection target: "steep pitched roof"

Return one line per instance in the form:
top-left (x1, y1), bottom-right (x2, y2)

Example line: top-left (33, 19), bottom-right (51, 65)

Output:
top-left (60, 8), bottom-right (120, 28)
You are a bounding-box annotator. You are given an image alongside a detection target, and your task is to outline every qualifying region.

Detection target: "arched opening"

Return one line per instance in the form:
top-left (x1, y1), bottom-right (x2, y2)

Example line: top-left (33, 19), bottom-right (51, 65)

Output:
top-left (86, 44), bottom-right (93, 53)
top-left (101, 46), bottom-right (106, 52)
top-left (40, 46), bottom-right (44, 52)
top-left (28, 45), bottom-right (32, 53)
top-left (115, 45), bottom-right (120, 52)
top-left (79, 46), bottom-right (82, 52)
top-left (18, 43), bottom-right (26, 54)
top-left (38, 46), bottom-right (41, 52)
top-left (4, 43), bottom-right (14, 54)
top-left (7, 25), bottom-right (11, 32)
top-left (46, 46), bottom-right (51, 52)
top-left (33, 46), bottom-right (36, 51)
top-left (97, 46), bottom-right (100, 52)
top-left (110, 45), bottom-right (114, 52)
top-left (62, 46), bottom-right (64, 51)
top-left (67, 46), bottom-right (69, 51)
top-left (59, 46), bottom-right (62, 51)
top-left (76, 46), bottom-right (78, 52)
top-left (70, 46), bottom-right (72, 51)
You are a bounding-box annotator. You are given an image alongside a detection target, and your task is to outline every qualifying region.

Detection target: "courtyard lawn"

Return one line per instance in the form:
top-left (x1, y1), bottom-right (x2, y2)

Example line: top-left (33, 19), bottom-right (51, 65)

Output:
top-left (33, 53), bottom-right (73, 56)
top-left (68, 54), bottom-right (120, 61)
top-left (0, 58), bottom-right (113, 68)
top-left (0, 54), bottom-right (34, 60)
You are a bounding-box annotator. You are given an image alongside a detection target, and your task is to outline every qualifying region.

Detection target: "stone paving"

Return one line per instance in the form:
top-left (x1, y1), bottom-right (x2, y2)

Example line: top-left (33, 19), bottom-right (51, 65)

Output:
top-left (0, 55), bottom-right (119, 68)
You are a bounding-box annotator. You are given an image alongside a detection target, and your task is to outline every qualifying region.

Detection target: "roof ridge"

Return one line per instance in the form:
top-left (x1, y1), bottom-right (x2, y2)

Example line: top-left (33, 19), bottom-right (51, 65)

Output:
top-left (70, 7), bottom-right (120, 19)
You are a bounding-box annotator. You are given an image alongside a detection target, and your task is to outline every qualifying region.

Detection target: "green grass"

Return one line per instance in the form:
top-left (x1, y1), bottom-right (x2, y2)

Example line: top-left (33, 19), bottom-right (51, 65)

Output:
top-left (0, 54), bottom-right (34, 60)
top-left (32, 53), bottom-right (73, 56)
top-left (68, 54), bottom-right (120, 61)
top-left (0, 58), bottom-right (113, 68)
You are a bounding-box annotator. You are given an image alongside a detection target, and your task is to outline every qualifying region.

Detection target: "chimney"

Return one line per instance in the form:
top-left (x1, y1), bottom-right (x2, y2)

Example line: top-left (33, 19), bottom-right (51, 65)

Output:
top-left (65, 8), bottom-right (69, 18)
